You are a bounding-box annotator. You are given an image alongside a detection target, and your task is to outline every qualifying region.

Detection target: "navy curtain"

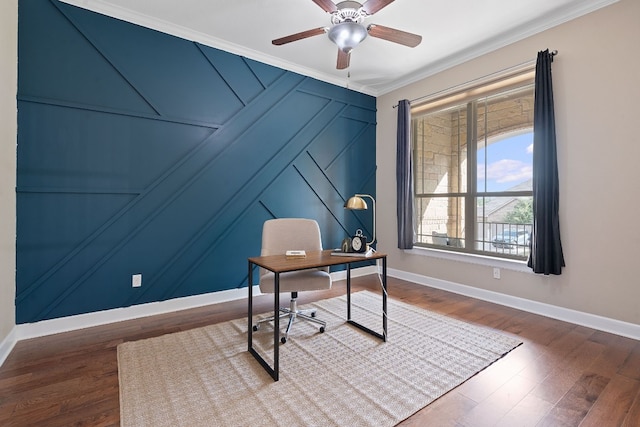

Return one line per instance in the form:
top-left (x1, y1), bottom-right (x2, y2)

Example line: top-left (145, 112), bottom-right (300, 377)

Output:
top-left (396, 99), bottom-right (414, 249)
top-left (528, 50), bottom-right (565, 274)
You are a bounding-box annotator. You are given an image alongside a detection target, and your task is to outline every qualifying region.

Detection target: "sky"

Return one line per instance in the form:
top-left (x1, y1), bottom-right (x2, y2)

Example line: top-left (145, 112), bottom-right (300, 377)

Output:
top-left (477, 132), bottom-right (533, 192)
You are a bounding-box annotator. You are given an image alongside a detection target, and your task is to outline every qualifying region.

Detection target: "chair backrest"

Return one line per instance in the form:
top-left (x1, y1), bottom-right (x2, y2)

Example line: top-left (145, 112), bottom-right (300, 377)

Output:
top-left (261, 218), bottom-right (323, 257)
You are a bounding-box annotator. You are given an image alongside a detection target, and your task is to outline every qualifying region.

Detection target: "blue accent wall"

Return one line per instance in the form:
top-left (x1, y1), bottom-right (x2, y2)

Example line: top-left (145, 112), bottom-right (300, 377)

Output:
top-left (16, 0), bottom-right (376, 323)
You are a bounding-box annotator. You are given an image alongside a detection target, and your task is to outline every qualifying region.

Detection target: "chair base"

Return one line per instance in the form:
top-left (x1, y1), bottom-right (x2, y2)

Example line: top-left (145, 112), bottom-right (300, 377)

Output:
top-left (253, 294), bottom-right (326, 344)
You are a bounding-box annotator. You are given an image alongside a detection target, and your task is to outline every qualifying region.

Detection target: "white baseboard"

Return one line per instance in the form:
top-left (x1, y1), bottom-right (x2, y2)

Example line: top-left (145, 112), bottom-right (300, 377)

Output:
top-left (14, 285), bottom-right (262, 343)
top-left (9, 267), bottom-right (377, 344)
top-left (389, 268), bottom-right (640, 341)
top-left (5, 263), bottom-right (635, 368)
top-left (3, 286), bottom-right (262, 367)
top-left (0, 328), bottom-right (17, 368)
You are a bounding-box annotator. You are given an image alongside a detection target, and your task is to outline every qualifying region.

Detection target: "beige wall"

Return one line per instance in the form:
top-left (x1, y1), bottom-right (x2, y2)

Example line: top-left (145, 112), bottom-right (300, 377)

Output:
top-left (0, 0), bottom-right (17, 343)
top-left (377, 0), bottom-right (640, 325)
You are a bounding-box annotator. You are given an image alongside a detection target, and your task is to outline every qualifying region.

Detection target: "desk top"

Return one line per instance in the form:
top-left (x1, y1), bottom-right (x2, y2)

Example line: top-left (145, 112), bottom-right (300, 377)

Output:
top-left (248, 249), bottom-right (386, 273)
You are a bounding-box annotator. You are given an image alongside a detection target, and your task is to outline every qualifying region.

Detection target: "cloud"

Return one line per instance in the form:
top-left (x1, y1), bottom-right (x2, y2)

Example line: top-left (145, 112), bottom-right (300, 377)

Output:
top-left (526, 143), bottom-right (534, 154)
top-left (479, 159), bottom-right (532, 184)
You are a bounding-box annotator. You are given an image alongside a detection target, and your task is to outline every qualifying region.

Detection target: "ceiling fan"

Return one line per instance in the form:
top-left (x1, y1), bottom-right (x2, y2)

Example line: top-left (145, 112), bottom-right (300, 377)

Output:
top-left (272, 0), bottom-right (422, 70)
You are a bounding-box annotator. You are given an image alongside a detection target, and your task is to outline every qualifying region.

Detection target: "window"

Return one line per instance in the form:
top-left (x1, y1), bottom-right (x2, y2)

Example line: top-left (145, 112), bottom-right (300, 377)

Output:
top-left (412, 76), bottom-right (534, 260)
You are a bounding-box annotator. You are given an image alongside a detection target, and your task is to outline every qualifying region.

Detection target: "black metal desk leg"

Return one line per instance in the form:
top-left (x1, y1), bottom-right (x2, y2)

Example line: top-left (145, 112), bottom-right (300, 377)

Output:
top-left (247, 263), bottom-right (279, 381)
top-left (345, 257), bottom-right (386, 341)
top-left (248, 261), bottom-right (253, 351)
top-left (273, 272), bottom-right (280, 381)
top-left (382, 256), bottom-right (387, 341)
top-left (346, 262), bottom-right (351, 320)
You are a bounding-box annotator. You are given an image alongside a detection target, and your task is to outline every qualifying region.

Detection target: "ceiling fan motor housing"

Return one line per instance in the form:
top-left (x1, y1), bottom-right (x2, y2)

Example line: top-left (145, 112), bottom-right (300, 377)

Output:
top-left (331, 1), bottom-right (368, 23)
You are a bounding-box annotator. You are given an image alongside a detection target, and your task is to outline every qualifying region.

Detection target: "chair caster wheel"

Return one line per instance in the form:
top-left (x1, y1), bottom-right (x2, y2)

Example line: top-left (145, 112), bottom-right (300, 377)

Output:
top-left (253, 325), bottom-right (259, 331)
top-left (319, 326), bottom-right (325, 333)
top-left (281, 336), bottom-right (287, 344)
top-left (311, 311), bottom-right (316, 318)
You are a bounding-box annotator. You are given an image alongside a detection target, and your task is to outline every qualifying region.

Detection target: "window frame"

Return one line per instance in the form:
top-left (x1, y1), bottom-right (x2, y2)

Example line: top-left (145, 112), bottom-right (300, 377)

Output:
top-left (410, 71), bottom-right (535, 261)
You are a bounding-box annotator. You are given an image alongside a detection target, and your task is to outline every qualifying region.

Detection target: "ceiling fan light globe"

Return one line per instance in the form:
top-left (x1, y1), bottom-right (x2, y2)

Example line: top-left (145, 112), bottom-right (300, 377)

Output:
top-left (328, 22), bottom-right (367, 52)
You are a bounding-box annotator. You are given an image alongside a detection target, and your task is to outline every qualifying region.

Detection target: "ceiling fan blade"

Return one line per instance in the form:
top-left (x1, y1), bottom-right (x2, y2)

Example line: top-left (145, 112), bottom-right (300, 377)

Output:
top-left (337, 49), bottom-right (350, 69)
top-left (272, 27), bottom-right (326, 45)
top-left (367, 24), bottom-right (422, 47)
top-left (361, 0), bottom-right (394, 15)
top-left (312, 0), bottom-right (338, 13)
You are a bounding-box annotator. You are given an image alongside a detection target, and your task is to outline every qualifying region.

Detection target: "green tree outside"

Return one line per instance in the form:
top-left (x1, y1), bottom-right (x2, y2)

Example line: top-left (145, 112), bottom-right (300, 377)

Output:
top-left (504, 199), bottom-right (533, 224)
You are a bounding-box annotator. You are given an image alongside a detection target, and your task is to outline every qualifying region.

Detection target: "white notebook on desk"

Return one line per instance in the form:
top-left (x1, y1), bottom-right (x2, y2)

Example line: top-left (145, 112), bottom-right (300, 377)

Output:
top-left (285, 250), bottom-right (306, 258)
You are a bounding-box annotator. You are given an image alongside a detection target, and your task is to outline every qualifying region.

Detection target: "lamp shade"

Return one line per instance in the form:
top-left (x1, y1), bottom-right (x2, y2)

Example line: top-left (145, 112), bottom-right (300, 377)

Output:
top-left (344, 196), bottom-right (368, 210)
top-left (328, 22), bottom-right (367, 53)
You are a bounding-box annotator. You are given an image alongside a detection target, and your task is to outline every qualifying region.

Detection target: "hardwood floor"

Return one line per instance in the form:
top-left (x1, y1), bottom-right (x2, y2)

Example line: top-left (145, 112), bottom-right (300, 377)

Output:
top-left (1, 275), bottom-right (639, 426)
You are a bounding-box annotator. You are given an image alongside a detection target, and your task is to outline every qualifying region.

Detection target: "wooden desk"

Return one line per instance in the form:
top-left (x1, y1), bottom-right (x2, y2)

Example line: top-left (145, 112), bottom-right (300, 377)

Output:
top-left (247, 249), bottom-right (387, 381)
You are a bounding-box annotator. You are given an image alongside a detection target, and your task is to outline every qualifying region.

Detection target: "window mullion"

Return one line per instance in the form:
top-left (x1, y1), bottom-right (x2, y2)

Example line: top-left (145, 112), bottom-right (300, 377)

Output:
top-left (465, 101), bottom-right (477, 251)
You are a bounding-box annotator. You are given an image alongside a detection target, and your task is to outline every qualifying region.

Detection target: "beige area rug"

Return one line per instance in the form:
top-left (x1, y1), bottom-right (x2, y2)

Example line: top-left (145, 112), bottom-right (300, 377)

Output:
top-left (118, 291), bottom-right (521, 427)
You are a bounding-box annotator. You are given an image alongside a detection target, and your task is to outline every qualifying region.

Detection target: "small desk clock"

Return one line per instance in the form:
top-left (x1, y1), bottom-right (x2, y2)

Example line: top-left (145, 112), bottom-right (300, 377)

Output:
top-left (341, 229), bottom-right (368, 253)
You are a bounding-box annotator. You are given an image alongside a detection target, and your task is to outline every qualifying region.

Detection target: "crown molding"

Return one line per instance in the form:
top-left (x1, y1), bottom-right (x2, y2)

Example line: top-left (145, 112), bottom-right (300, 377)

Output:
top-left (59, 0), bottom-right (618, 97)
top-left (378, 0), bottom-right (620, 95)
top-left (57, 0), bottom-right (373, 95)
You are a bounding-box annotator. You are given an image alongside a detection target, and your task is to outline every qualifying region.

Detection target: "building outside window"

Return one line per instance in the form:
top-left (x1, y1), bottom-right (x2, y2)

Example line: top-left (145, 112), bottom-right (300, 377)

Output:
top-left (411, 74), bottom-right (534, 260)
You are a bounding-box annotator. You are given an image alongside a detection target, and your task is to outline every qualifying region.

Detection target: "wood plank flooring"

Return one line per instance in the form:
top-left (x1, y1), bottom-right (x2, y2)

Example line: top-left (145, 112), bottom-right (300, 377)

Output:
top-left (1, 276), bottom-right (639, 426)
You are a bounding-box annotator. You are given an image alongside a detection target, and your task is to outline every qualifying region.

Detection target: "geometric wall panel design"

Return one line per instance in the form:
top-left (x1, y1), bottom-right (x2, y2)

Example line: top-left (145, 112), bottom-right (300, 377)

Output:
top-left (16, 0), bottom-right (376, 323)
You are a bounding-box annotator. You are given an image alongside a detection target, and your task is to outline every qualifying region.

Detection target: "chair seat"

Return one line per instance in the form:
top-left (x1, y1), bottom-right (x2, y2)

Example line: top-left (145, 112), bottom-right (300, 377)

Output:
top-left (259, 269), bottom-right (331, 293)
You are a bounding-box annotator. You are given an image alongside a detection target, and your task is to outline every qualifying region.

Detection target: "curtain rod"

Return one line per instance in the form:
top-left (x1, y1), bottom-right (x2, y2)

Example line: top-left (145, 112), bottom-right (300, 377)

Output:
top-left (392, 50), bottom-right (558, 108)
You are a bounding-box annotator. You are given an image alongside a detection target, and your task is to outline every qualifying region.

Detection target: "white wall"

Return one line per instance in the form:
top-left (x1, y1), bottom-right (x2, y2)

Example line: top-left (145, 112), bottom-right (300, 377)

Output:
top-left (377, 0), bottom-right (640, 325)
top-left (0, 0), bottom-right (17, 346)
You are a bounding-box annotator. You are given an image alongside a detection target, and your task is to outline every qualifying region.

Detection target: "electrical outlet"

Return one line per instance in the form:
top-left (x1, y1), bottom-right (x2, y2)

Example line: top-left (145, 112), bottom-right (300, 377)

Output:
top-left (493, 268), bottom-right (501, 279)
top-left (132, 273), bottom-right (142, 288)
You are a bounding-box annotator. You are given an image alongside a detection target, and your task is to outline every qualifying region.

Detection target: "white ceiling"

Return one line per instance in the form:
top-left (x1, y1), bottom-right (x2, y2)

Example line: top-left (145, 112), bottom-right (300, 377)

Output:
top-left (60, 0), bottom-right (617, 96)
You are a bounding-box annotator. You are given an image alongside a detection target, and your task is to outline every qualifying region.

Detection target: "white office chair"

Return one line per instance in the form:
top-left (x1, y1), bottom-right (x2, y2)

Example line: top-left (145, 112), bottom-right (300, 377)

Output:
top-left (253, 218), bottom-right (332, 344)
